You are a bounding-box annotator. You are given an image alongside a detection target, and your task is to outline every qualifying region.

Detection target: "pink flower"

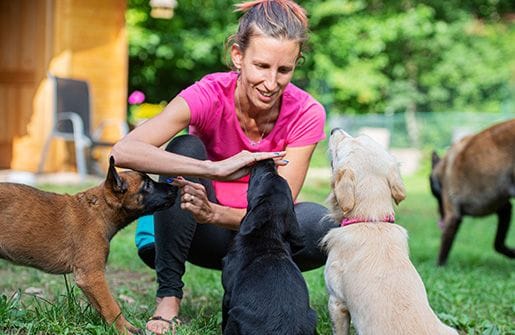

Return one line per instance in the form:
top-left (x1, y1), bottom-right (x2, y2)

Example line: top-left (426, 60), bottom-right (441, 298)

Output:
top-left (128, 90), bottom-right (145, 105)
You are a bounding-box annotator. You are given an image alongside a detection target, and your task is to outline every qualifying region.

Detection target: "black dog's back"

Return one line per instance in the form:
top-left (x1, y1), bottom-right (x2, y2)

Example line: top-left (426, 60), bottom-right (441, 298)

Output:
top-left (221, 159), bottom-right (317, 335)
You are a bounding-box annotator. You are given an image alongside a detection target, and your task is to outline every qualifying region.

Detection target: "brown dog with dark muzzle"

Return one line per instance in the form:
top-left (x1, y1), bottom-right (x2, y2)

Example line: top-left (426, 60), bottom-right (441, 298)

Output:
top-left (0, 157), bottom-right (178, 334)
top-left (430, 118), bottom-right (515, 266)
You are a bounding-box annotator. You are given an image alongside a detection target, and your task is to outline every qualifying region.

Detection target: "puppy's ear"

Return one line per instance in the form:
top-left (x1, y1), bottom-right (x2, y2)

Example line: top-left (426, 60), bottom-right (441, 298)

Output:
top-left (285, 211), bottom-right (305, 255)
top-left (431, 151), bottom-right (440, 169)
top-left (106, 156), bottom-right (128, 194)
top-left (388, 165), bottom-right (406, 205)
top-left (335, 168), bottom-right (355, 214)
top-left (239, 206), bottom-right (263, 235)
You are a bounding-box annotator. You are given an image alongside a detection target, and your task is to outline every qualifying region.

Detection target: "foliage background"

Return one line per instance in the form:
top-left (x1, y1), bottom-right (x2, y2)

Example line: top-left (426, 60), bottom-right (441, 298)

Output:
top-left (127, 0), bottom-right (514, 117)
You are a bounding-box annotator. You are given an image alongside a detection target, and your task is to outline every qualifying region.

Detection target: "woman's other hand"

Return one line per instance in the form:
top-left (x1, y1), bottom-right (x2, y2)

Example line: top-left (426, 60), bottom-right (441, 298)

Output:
top-left (172, 177), bottom-right (247, 230)
top-left (174, 177), bottom-right (215, 224)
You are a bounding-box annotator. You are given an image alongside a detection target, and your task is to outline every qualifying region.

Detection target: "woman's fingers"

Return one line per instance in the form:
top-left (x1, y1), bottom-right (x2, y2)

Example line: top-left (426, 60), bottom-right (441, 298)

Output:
top-left (178, 183), bottom-right (213, 224)
top-left (273, 157), bottom-right (289, 166)
top-left (179, 181), bottom-right (206, 199)
top-left (173, 176), bottom-right (199, 188)
top-left (244, 151), bottom-right (286, 164)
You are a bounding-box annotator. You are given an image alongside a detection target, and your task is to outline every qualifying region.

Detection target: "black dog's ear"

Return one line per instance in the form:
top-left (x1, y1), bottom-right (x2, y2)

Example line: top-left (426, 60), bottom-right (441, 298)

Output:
top-left (285, 208), bottom-right (305, 255)
top-left (239, 209), bottom-right (255, 236)
top-left (239, 204), bottom-right (266, 235)
top-left (107, 156), bottom-right (128, 193)
top-left (239, 197), bottom-right (272, 235)
top-left (431, 151), bottom-right (440, 169)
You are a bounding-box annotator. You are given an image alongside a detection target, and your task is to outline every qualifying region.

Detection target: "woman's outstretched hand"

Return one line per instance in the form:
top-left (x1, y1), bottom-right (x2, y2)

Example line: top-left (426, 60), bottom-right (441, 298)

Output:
top-left (210, 150), bottom-right (287, 181)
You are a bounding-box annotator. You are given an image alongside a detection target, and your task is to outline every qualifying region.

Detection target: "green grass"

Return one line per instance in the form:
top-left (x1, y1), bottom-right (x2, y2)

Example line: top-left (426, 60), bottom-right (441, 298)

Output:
top-left (1, 170), bottom-right (514, 334)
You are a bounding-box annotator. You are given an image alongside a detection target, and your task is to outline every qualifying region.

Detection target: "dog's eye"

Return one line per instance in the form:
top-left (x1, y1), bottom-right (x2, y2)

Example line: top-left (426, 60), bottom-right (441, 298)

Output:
top-left (143, 180), bottom-right (152, 192)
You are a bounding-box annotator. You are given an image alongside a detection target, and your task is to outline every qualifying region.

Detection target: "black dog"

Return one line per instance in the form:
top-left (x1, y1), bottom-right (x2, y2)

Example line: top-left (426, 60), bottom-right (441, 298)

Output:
top-left (221, 159), bottom-right (317, 335)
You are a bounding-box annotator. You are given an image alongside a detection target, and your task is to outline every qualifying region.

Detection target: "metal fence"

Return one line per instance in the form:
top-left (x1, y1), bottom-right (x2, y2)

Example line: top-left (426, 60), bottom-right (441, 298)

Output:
top-left (328, 111), bottom-right (515, 150)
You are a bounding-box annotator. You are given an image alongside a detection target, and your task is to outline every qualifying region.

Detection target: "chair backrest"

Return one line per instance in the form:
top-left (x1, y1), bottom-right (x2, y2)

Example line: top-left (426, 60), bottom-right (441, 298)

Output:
top-left (52, 75), bottom-right (92, 137)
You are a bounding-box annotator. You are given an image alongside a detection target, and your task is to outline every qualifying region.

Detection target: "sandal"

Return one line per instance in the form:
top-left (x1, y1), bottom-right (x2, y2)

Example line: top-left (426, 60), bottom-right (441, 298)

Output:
top-left (147, 316), bottom-right (181, 334)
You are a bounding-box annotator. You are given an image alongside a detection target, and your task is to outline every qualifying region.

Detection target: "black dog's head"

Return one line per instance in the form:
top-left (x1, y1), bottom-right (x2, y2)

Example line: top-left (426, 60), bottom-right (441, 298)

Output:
top-left (246, 159), bottom-right (286, 207)
top-left (241, 159), bottom-right (304, 253)
top-left (104, 156), bottom-right (178, 222)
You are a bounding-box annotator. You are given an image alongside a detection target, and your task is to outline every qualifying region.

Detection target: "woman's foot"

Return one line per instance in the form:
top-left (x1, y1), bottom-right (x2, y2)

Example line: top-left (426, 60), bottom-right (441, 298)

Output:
top-left (146, 296), bottom-right (181, 334)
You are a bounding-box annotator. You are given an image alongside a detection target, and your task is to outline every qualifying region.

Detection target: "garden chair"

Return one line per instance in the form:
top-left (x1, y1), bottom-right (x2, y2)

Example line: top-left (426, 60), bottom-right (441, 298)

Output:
top-left (38, 74), bottom-right (129, 179)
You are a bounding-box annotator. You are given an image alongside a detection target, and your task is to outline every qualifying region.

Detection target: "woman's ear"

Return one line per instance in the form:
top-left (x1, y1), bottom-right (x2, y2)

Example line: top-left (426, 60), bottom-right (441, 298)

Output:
top-left (230, 44), bottom-right (243, 70)
top-left (296, 51), bottom-right (304, 65)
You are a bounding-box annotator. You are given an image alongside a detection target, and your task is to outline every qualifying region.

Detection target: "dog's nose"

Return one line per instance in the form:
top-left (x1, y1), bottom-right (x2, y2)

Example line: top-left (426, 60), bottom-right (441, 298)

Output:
top-left (331, 128), bottom-right (342, 135)
top-left (331, 128), bottom-right (350, 137)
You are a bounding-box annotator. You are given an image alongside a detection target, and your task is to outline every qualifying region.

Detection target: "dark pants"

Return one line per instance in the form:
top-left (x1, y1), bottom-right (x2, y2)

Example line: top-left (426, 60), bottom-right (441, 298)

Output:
top-left (143, 135), bottom-right (337, 299)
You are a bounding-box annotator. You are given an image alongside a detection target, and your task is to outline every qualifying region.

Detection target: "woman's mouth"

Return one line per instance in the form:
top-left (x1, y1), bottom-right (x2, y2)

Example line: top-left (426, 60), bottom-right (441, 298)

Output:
top-left (257, 89), bottom-right (276, 102)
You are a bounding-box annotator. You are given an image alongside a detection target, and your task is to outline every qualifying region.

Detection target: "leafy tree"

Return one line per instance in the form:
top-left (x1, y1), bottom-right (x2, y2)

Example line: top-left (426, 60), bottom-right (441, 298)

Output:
top-left (301, 0), bottom-right (514, 114)
top-left (127, 0), bottom-right (515, 116)
top-left (127, 0), bottom-right (238, 103)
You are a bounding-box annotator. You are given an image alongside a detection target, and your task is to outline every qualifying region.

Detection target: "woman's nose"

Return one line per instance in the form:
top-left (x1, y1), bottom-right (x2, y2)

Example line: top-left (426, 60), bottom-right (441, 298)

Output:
top-left (263, 71), bottom-right (278, 91)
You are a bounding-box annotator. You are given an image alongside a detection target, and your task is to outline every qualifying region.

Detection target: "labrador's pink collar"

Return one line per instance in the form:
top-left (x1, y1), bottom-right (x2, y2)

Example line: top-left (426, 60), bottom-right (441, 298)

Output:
top-left (340, 214), bottom-right (395, 227)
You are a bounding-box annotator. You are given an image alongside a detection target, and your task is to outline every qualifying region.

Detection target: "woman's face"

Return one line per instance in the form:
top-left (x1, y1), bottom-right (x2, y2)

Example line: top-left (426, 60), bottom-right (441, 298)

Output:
top-left (231, 35), bottom-right (300, 113)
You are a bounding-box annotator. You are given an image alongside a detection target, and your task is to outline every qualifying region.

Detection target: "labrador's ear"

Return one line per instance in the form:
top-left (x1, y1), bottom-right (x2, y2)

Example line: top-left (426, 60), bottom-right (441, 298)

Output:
top-left (334, 168), bottom-right (355, 214)
top-left (388, 165), bottom-right (406, 205)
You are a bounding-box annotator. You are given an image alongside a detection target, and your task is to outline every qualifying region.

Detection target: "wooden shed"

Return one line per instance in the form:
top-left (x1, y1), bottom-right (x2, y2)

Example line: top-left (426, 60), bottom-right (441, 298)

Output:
top-left (0, 0), bottom-right (128, 173)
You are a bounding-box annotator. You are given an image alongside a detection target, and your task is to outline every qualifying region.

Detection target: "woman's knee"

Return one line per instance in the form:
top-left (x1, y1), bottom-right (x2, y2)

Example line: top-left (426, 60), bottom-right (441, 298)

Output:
top-left (293, 202), bottom-right (337, 271)
top-left (164, 134), bottom-right (207, 159)
top-left (159, 135), bottom-right (209, 184)
top-left (295, 202), bottom-right (329, 227)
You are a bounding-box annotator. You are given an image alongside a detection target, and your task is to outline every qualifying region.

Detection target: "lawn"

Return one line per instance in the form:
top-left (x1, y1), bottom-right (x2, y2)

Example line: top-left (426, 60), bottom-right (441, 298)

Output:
top-left (1, 167), bottom-right (514, 334)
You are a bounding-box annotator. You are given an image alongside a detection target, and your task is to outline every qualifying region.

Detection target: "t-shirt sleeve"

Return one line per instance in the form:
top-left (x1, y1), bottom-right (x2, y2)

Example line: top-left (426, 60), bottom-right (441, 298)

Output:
top-left (178, 76), bottom-right (220, 131)
top-left (287, 98), bottom-right (326, 147)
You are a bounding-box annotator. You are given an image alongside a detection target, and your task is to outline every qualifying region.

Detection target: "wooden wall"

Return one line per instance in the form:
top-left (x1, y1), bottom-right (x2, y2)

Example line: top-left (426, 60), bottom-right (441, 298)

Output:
top-left (0, 1), bottom-right (51, 169)
top-left (0, 0), bottom-right (127, 173)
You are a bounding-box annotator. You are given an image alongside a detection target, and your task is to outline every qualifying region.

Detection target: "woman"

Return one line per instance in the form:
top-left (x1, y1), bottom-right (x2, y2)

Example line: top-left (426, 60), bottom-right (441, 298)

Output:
top-left (111, 1), bottom-right (336, 333)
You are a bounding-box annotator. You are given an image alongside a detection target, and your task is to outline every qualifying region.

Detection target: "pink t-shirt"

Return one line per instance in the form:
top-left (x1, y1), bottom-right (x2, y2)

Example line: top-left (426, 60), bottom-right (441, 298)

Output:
top-left (179, 71), bottom-right (326, 208)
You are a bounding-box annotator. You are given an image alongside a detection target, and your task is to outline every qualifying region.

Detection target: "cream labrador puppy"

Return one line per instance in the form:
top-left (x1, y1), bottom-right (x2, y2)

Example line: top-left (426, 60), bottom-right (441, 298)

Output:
top-left (321, 128), bottom-right (457, 335)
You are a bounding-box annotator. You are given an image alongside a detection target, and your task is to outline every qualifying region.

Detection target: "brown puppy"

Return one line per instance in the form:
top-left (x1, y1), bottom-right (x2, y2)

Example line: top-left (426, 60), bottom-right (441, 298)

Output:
top-left (322, 128), bottom-right (457, 335)
top-left (430, 119), bottom-right (515, 266)
top-left (0, 157), bottom-right (178, 334)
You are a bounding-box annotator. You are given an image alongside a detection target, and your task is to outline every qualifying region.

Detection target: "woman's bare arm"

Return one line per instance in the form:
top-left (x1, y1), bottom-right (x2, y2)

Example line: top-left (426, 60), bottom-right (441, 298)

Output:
top-left (278, 143), bottom-right (318, 201)
top-left (111, 96), bottom-right (285, 180)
